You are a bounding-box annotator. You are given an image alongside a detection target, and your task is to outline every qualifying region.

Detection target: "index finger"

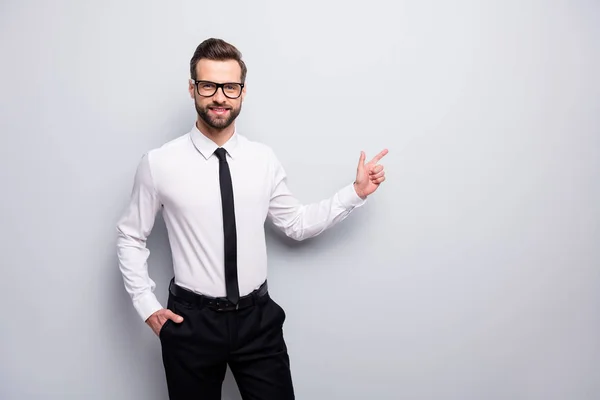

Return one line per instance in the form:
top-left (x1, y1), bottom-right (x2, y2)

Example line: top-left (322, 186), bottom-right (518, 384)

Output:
top-left (370, 149), bottom-right (389, 164)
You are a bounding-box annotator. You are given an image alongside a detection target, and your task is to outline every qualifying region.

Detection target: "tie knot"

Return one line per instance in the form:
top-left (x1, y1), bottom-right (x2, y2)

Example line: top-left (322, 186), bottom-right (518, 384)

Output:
top-left (214, 148), bottom-right (228, 162)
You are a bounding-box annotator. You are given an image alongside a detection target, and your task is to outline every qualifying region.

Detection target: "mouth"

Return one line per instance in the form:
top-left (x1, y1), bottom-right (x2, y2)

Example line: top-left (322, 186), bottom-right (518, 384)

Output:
top-left (209, 107), bottom-right (230, 116)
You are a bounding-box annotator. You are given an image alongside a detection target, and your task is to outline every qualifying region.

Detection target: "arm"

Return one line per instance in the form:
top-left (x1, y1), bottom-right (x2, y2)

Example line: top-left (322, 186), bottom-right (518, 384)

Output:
top-left (116, 152), bottom-right (163, 322)
top-left (267, 153), bottom-right (367, 241)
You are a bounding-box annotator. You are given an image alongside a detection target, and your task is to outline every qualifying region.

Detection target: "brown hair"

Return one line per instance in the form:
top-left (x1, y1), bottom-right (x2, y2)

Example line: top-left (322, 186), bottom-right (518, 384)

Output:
top-left (190, 38), bottom-right (247, 83)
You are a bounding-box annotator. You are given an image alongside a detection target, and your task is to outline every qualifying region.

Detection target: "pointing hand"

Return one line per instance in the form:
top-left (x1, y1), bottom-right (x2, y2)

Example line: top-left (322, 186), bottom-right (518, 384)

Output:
top-left (354, 149), bottom-right (388, 199)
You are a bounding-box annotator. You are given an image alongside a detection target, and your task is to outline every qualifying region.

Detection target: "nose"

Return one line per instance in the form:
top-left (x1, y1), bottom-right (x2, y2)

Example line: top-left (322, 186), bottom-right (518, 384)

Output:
top-left (212, 86), bottom-right (227, 103)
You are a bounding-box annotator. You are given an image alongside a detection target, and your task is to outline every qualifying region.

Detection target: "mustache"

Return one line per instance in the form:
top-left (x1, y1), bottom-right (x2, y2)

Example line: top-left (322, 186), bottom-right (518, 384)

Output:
top-left (207, 104), bottom-right (232, 109)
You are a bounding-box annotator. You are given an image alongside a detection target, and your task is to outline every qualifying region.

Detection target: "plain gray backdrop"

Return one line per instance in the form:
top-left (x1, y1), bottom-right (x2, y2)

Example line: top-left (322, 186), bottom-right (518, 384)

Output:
top-left (1, 1), bottom-right (599, 399)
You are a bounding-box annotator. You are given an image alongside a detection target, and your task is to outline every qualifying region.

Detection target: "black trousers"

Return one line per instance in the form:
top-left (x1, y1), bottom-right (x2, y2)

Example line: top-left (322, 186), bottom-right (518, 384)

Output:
top-left (159, 282), bottom-right (295, 400)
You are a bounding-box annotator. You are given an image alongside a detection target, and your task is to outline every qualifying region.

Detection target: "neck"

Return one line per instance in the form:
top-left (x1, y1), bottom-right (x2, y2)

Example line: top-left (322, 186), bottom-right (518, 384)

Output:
top-left (196, 118), bottom-right (235, 147)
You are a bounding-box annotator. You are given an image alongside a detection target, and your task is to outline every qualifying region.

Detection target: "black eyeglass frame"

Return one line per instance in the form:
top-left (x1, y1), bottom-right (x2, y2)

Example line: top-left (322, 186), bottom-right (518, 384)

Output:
top-left (193, 80), bottom-right (245, 99)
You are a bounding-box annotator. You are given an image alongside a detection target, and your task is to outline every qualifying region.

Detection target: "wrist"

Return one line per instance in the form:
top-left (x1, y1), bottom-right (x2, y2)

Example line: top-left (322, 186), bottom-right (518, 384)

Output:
top-left (353, 182), bottom-right (367, 199)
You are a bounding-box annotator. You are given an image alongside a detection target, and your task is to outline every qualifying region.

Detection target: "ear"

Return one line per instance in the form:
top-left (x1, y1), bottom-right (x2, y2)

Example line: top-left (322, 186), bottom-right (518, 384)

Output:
top-left (188, 79), bottom-right (195, 99)
top-left (241, 82), bottom-right (247, 102)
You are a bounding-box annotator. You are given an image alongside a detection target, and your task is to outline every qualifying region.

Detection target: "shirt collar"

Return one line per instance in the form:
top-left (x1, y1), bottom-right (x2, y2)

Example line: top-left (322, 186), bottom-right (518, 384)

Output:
top-left (190, 124), bottom-right (240, 160)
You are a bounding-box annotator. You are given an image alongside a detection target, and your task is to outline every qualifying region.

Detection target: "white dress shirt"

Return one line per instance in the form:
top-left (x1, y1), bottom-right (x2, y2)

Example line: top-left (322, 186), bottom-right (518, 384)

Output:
top-left (116, 125), bottom-right (366, 322)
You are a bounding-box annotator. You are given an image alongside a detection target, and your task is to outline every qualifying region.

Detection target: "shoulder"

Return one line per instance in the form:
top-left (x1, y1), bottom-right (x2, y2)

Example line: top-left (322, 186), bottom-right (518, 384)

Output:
top-left (237, 134), bottom-right (279, 161)
top-left (145, 132), bottom-right (191, 165)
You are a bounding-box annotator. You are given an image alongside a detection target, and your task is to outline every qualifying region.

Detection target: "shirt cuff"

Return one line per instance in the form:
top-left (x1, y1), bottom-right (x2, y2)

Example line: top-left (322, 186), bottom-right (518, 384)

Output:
top-left (134, 291), bottom-right (164, 322)
top-left (337, 182), bottom-right (367, 209)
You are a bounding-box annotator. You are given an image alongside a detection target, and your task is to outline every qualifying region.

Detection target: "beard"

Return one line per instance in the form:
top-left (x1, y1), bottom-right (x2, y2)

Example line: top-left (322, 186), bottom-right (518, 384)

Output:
top-left (195, 101), bottom-right (242, 130)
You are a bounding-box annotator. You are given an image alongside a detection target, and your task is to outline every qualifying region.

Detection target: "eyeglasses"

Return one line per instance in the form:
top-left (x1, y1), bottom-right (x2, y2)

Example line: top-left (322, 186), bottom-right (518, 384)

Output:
top-left (193, 80), bottom-right (244, 99)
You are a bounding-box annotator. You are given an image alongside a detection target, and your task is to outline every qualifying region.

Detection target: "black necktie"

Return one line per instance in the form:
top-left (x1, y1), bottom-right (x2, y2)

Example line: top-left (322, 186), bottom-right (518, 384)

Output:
top-left (214, 147), bottom-right (239, 304)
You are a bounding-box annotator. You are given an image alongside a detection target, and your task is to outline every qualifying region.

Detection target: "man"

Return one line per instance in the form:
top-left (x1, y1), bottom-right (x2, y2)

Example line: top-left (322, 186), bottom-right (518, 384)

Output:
top-left (116, 38), bottom-right (387, 400)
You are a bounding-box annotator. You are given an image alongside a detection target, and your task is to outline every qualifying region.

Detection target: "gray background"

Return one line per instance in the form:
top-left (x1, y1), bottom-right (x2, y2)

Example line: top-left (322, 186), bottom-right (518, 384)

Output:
top-left (1, 1), bottom-right (599, 399)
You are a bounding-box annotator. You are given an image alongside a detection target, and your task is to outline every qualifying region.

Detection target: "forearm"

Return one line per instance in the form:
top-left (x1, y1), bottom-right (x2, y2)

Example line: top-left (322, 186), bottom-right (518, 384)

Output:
top-left (116, 226), bottom-right (163, 321)
top-left (269, 183), bottom-right (365, 241)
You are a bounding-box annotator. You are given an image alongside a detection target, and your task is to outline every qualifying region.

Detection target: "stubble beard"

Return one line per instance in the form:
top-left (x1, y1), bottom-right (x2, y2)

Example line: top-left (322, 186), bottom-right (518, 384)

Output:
top-left (195, 101), bottom-right (242, 130)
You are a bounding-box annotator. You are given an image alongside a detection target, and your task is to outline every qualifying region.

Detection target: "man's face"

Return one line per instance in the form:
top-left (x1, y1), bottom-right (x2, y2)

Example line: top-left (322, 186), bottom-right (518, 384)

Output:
top-left (189, 59), bottom-right (246, 130)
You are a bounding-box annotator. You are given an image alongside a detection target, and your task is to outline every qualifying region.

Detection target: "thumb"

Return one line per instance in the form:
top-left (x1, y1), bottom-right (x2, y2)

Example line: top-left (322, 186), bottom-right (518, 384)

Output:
top-left (357, 151), bottom-right (366, 170)
top-left (167, 310), bottom-right (184, 323)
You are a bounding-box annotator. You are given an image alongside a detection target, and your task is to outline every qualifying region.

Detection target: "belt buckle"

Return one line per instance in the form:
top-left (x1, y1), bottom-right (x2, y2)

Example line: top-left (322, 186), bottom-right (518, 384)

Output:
top-left (214, 298), bottom-right (238, 312)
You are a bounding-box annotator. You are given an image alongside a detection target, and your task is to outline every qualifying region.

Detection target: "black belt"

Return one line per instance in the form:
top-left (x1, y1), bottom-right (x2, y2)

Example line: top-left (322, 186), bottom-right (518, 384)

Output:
top-left (168, 278), bottom-right (268, 312)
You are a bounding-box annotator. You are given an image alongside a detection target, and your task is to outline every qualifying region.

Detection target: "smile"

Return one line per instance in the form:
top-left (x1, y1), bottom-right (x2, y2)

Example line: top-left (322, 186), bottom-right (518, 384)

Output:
top-left (209, 107), bottom-right (230, 115)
